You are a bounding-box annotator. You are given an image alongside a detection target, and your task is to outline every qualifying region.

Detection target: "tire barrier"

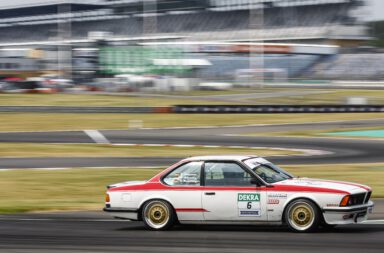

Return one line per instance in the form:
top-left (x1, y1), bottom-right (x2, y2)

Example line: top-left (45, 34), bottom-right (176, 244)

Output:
top-left (174, 105), bottom-right (384, 114)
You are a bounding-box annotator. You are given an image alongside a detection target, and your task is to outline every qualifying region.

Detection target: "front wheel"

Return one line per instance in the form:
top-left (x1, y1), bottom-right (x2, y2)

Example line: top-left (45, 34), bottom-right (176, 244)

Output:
top-left (285, 199), bottom-right (320, 233)
top-left (142, 200), bottom-right (176, 230)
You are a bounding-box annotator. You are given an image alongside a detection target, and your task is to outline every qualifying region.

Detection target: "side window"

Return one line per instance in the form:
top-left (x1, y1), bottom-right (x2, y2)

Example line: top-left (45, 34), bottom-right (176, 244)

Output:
top-left (204, 162), bottom-right (253, 187)
top-left (163, 162), bottom-right (202, 186)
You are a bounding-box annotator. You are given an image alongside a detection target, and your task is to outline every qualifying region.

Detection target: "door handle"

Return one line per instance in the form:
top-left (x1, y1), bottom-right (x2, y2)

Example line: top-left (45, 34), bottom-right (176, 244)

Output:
top-left (205, 192), bottom-right (215, 196)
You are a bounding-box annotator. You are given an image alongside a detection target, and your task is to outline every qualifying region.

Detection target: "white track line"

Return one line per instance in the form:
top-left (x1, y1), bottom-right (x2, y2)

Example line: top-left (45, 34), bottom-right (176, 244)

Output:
top-left (364, 220), bottom-right (384, 224)
top-left (110, 143), bottom-right (332, 157)
top-left (0, 144), bottom-right (332, 160)
top-left (84, 130), bottom-right (110, 144)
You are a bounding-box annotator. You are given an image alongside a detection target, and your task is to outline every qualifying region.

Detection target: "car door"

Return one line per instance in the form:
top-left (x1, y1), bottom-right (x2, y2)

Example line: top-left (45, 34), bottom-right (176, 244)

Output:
top-left (201, 161), bottom-right (267, 221)
top-left (161, 161), bottom-right (204, 221)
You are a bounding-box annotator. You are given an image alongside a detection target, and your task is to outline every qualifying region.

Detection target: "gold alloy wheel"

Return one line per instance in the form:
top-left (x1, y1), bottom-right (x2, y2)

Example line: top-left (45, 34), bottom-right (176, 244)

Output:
top-left (288, 202), bottom-right (315, 231)
top-left (144, 201), bottom-right (170, 229)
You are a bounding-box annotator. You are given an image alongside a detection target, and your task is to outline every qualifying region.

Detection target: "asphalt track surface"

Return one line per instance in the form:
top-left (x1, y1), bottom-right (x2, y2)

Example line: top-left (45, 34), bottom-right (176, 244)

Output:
top-left (1, 119), bottom-right (384, 252)
top-left (0, 206), bottom-right (383, 253)
top-left (1, 118), bottom-right (384, 168)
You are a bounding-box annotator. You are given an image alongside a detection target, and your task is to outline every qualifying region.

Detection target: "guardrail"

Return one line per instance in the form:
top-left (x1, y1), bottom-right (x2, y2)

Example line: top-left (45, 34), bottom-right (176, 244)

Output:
top-left (0, 105), bottom-right (383, 113)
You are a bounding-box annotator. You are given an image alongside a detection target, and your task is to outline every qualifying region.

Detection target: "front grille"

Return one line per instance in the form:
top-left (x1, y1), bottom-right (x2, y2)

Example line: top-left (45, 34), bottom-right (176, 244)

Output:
top-left (349, 193), bottom-right (366, 206)
top-left (365, 191), bottom-right (372, 204)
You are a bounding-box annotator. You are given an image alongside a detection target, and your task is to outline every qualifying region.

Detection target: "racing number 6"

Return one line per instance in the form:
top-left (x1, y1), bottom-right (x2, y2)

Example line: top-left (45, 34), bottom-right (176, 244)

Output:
top-left (247, 202), bottom-right (252, 209)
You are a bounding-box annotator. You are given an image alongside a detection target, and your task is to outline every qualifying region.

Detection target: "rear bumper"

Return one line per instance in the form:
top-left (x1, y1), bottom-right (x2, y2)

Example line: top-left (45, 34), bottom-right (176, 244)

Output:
top-left (103, 207), bottom-right (138, 213)
top-left (322, 201), bottom-right (374, 225)
top-left (103, 207), bottom-right (139, 220)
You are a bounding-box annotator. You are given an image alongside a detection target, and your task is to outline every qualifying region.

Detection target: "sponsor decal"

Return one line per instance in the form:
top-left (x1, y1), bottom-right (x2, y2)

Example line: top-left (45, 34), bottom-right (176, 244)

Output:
top-left (232, 45), bottom-right (291, 54)
top-left (238, 193), bottom-right (260, 202)
top-left (267, 193), bottom-right (287, 198)
top-left (239, 210), bottom-right (260, 216)
top-left (238, 193), bottom-right (261, 217)
top-left (326, 204), bottom-right (339, 207)
top-left (291, 179), bottom-right (322, 186)
top-left (268, 199), bottom-right (280, 205)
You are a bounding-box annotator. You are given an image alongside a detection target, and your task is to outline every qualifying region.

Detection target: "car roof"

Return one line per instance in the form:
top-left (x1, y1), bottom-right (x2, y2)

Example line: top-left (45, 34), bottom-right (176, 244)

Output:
top-left (183, 155), bottom-right (257, 162)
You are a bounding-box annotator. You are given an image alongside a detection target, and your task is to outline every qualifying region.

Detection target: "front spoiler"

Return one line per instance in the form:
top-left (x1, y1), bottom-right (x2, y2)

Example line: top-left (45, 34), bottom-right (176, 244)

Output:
top-left (322, 201), bottom-right (374, 225)
top-left (322, 201), bottom-right (374, 213)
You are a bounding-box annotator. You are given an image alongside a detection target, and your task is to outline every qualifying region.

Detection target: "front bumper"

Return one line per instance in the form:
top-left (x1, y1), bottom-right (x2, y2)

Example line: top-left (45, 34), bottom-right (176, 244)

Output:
top-left (103, 207), bottom-right (139, 220)
top-left (322, 201), bottom-right (374, 225)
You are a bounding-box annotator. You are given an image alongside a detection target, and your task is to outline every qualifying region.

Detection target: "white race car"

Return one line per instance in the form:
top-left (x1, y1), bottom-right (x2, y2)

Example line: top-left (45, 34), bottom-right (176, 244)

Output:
top-left (104, 156), bottom-right (374, 232)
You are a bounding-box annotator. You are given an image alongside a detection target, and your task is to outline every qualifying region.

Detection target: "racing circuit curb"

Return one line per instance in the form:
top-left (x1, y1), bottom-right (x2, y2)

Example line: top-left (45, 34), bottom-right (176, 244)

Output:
top-left (1, 105), bottom-right (384, 113)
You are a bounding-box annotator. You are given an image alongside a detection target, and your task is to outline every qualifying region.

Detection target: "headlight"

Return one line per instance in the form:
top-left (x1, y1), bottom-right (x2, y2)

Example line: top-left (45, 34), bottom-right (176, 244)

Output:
top-left (340, 193), bottom-right (367, 206)
top-left (340, 195), bottom-right (350, 207)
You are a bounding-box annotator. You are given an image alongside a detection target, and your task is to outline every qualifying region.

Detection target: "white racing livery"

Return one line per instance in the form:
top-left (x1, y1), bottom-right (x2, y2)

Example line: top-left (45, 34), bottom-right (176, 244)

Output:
top-left (104, 156), bottom-right (374, 232)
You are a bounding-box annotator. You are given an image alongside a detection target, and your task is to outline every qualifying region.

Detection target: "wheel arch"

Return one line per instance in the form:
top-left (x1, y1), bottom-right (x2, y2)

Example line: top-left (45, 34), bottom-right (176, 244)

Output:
top-left (137, 197), bottom-right (178, 221)
top-left (281, 196), bottom-right (322, 223)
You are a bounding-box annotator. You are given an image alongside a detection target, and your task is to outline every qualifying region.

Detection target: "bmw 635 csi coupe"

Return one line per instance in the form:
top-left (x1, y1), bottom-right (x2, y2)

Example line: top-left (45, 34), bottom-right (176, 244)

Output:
top-left (103, 156), bottom-right (374, 232)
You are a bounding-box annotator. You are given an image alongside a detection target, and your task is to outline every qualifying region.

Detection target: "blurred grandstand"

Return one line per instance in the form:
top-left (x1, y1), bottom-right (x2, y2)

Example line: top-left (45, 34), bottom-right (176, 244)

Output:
top-left (0, 0), bottom-right (368, 43)
top-left (0, 0), bottom-right (382, 84)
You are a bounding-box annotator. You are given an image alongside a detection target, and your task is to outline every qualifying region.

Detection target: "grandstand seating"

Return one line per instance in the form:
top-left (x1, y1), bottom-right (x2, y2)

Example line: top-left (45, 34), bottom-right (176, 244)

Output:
top-left (310, 54), bottom-right (384, 80)
top-left (0, 3), bottom-right (355, 42)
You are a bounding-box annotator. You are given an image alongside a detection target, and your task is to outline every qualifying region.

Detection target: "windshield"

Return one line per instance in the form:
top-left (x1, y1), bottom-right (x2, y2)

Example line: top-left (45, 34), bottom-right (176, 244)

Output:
top-left (244, 158), bottom-right (293, 184)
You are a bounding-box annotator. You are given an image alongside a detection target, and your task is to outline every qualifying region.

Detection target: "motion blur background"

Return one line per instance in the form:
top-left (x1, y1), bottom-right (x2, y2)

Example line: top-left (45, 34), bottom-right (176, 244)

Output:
top-left (0, 0), bottom-right (383, 91)
top-left (1, 0), bottom-right (384, 217)
top-left (0, 2), bottom-right (384, 251)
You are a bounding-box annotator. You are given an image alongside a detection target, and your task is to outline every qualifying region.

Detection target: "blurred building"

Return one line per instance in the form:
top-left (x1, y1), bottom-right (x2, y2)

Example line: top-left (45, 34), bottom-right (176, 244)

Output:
top-left (0, 0), bottom-right (381, 82)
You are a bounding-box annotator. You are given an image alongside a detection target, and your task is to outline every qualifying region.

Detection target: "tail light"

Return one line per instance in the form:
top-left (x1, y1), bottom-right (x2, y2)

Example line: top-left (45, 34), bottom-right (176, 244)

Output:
top-left (105, 193), bottom-right (110, 203)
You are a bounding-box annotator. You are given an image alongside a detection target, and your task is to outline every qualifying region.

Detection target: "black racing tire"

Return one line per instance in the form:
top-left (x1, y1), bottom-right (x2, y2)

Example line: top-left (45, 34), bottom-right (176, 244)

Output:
top-left (284, 199), bottom-right (321, 233)
top-left (142, 200), bottom-right (176, 231)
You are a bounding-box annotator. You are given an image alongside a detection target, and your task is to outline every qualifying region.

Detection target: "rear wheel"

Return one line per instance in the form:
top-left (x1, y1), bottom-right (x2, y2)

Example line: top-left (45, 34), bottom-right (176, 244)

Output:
top-left (142, 200), bottom-right (176, 230)
top-left (285, 199), bottom-right (320, 233)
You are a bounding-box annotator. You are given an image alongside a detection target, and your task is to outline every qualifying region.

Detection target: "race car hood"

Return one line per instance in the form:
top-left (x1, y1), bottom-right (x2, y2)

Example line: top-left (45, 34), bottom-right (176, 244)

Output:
top-left (107, 180), bottom-right (147, 189)
top-left (275, 178), bottom-right (370, 194)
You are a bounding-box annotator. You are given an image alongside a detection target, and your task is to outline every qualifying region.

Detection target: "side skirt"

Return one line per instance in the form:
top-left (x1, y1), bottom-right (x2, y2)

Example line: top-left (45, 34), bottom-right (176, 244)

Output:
top-left (179, 220), bottom-right (283, 225)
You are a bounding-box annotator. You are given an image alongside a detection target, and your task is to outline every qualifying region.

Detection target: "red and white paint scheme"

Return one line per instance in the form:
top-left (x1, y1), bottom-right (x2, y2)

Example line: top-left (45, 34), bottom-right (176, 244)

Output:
top-left (103, 156), bottom-right (374, 232)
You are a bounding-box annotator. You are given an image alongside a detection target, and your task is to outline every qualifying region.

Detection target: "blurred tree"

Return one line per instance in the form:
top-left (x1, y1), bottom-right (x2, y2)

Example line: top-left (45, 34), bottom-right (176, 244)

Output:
top-left (370, 21), bottom-right (384, 47)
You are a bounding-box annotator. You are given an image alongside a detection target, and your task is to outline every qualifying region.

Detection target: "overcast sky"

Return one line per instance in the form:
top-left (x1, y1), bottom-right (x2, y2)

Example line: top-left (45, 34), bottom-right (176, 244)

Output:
top-left (369, 0), bottom-right (384, 21)
top-left (0, 0), bottom-right (383, 21)
top-left (0, 0), bottom-right (101, 9)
